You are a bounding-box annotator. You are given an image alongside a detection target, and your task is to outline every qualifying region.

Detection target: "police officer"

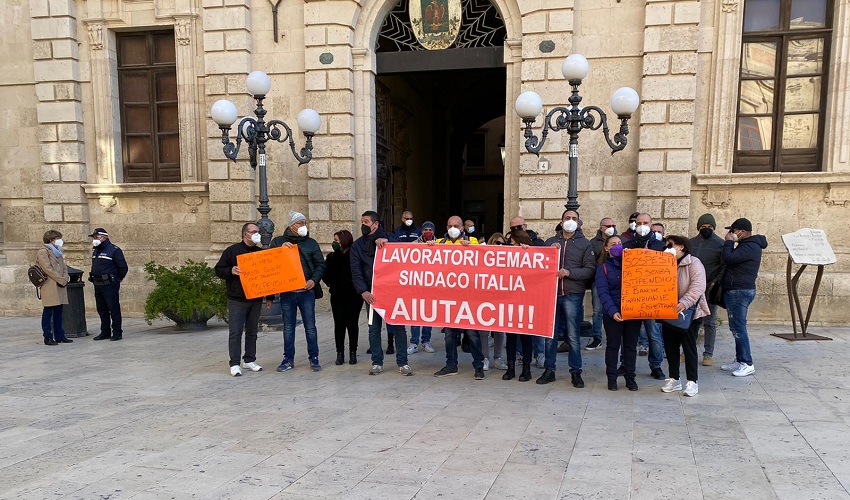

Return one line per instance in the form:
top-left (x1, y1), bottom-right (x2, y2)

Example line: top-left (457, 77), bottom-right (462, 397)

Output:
top-left (88, 228), bottom-right (128, 341)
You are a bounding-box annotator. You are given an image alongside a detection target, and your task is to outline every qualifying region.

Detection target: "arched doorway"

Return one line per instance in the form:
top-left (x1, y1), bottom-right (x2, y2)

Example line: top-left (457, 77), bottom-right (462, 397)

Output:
top-left (373, 0), bottom-right (508, 237)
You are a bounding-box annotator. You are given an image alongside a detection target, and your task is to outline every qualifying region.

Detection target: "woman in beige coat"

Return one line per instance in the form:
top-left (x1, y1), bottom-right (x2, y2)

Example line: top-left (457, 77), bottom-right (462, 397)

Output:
top-left (36, 230), bottom-right (71, 345)
top-left (660, 235), bottom-right (710, 396)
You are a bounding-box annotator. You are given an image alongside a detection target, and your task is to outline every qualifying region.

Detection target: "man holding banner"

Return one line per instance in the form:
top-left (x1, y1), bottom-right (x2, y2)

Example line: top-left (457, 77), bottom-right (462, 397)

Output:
top-left (350, 210), bottom-right (412, 376)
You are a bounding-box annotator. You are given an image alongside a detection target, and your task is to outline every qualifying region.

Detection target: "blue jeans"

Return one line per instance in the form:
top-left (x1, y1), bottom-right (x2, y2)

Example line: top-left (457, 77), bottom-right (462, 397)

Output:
top-left (281, 291), bottom-right (319, 362)
top-left (410, 325), bottom-right (432, 345)
top-left (41, 305), bottom-right (66, 341)
top-left (368, 311), bottom-right (408, 367)
top-left (445, 328), bottom-right (484, 370)
top-left (725, 289), bottom-right (755, 365)
top-left (591, 283), bottom-right (603, 341)
top-left (545, 293), bottom-right (583, 373)
top-left (638, 320), bottom-right (663, 369)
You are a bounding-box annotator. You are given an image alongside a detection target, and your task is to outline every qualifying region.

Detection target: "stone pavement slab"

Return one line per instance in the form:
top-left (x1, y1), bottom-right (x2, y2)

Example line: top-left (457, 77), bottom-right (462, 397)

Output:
top-left (0, 313), bottom-right (849, 499)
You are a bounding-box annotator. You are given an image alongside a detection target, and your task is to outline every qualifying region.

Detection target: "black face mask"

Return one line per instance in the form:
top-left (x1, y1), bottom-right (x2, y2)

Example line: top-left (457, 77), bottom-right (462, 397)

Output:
top-left (361, 224), bottom-right (372, 237)
top-left (699, 227), bottom-right (713, 239)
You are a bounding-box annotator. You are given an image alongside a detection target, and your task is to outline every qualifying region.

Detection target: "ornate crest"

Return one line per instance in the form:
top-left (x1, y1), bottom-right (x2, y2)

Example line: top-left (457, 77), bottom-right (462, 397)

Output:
top-left (409, 0), bottom-right (462, 50)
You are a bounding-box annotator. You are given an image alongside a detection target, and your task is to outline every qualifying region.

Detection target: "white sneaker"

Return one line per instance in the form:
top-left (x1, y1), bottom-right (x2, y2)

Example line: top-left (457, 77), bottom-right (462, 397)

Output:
top-left (661, 378), bottom-right (682, 393)
top-left (242, 361), bottom-right (262, 372)
top-left (683, 381), bottom-right (699, 397)
top-left (732, 363), bottom-right (755, 377)
top-left (422, 342), bottom-right (436, 353)
top-left (399, 365), bottom-right (413, 376)
top-left (230, 365), bottom-right (242, 377)
top-left (491, 357), bottom-right (507, 370)
top-left (721, 360), bottom-right (741, 371)
top-left (483, 358), bottom-right (490, 371)
top-left (407, 344), bottom-right (419, 354)
top-left (369, 364), bottom-right (383, 375)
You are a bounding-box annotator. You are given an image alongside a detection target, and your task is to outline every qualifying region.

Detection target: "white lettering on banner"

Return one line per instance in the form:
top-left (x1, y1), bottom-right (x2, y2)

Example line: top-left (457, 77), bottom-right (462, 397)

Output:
top-left (474, 273), bottom-right (525, 291)
top-left (389, 298), bottom-right (535, 330)
top-left (381, 246), bottom-right (547, 269)
top-left (399, 270), bottom-right (470, 288)
top-left (482, 250), bottom-right (546, 269)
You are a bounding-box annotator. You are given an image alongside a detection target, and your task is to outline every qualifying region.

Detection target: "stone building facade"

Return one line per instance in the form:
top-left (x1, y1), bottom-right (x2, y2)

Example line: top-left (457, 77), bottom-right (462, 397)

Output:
top-left (0, 0), bottom-right (848, 323)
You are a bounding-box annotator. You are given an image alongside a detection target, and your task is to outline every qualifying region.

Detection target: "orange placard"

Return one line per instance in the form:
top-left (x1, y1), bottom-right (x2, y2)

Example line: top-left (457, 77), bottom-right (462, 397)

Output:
top-left (620, 248), bottom-right (678, 320)
top-left (236, 246), bottom-right (306, 299)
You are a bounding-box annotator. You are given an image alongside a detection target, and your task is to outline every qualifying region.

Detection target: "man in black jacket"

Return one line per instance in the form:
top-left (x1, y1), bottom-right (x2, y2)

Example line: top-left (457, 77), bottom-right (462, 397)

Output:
top-left (89, 228), bottom-right (129, 342)
top-left (350, 210), bottom-right (412, 376)
top-left (720, 218), bottom-right (768, 378)
top-left (270, 211), bottom-right (326, 372)
top-left (214, 223), bottom-right (267, 377)
top-left (393, 210), bottom-right (422, 243)
top-left (688, 213), bottom-right (725, 366)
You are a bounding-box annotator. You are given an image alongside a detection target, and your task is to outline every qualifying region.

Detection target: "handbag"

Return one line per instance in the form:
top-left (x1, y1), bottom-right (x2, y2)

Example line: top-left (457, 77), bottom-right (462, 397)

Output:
top-left (312, 282), bottom-right (324, 299)
top-left (706, 280), bottom-right (726, 309)
top-left (661, 305), bottom-right (696, 330)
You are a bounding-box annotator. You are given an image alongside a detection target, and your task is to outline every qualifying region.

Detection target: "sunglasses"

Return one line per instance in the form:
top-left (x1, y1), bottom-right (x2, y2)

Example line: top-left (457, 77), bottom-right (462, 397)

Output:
top-left (602, 224), bottom-right (616, 228)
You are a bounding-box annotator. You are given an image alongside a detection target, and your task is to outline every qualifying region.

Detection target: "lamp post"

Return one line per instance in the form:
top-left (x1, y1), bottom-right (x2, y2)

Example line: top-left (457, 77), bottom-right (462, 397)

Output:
top-left (210, 71), bottom-right (321, 246)
top-left (514, 54), bottom-right (640, 212)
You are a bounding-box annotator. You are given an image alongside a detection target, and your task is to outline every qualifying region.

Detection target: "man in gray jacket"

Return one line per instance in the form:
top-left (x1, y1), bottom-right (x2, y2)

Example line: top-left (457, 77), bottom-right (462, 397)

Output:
top-left (688, 213), bottom-right (725, 366)
top-left (537, 210), bottom-right (596, 388)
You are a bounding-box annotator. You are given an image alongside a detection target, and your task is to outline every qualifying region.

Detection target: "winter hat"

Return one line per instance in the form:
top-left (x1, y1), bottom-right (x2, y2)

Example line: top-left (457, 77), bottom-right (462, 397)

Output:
top-left (422, 221), bottom-right (436, 231)
top-left (697, 213), bottom-right (716, 229)
top-left (287, 211), bottom-right (307, 227)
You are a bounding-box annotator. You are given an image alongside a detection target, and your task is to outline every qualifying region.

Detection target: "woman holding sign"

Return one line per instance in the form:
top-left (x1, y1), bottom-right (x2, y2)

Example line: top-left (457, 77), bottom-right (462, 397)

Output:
top-left (595, 235), bottom-right (641, 391)
top-left (659, 236), bottom-right (710, 397)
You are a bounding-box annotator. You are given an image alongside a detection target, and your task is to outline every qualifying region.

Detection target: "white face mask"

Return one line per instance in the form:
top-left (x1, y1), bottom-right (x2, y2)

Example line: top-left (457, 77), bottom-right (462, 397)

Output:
top-left (297, 226), bottom-right (308, 237)
top-left (664, 247), bottom-right (678, 256)
top-left (730, 232), bottom-right (739, 242)
top-left (604, 227), bottom-right (615, 237)
top-left (404, 219), bottom-right (413, 227)
top-left (654, 231), bottom-right (663, 241)
top-left (629, 221), bottom-right (637, 231)
top-left (92, 239), bottom-right (101, 247)
top-left (635, 225), bottom-right (651, 237)
top-left (54, 239), bottom-right (64, 247)
top-left (250, 232), bottom-right (262, 245)
top-left (562, 220), bottom-right (578, 233)
top-left (447, 227), bottom-right (461, 239)
top-left (467, 226), bottom-right (475, 234)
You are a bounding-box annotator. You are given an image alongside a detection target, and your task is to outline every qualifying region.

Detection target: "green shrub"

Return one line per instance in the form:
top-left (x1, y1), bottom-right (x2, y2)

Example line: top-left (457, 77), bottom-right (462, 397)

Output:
top-left (143, 260), bottom-right (228, 325)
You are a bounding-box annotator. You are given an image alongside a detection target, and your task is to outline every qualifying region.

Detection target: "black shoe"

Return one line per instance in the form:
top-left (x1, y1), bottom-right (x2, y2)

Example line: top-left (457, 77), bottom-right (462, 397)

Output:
top-left (110, 336), bottom-right (122, 341)
top-left (349, 351), bottom-right (357, 365)
top-left (434, 366), bottom-right (458, 377)
top-left (385, 345), bottom-right (395, 355)
top-left (44, 338), bottom-right (58, 346)
top-left (557, 341), bottom-right (569, 353)
top-left (608, 380), bottom-right (618, 391)
top-left (335, 353), bottom-right (344, 366)
top-left (571, 372), bottom-right (585, 388)
top-left (626, 378), bottom-right (638, 391)
top-left (502, 361), bottom-right (515, 380)
top-left (93, 334), bottom-right (111, 341)
top-left (58, 338), bottom-right (73, 343)
top-left (585, 338), bottom-right (602, 350)
top-left (518, 362), bottom-right (532, 382)
top-left (474, 368), bottom-right (485, 380)
top-left (650, 367), bottom-right (666, 380)
top-left (536, 369), bottom-right (556, 385)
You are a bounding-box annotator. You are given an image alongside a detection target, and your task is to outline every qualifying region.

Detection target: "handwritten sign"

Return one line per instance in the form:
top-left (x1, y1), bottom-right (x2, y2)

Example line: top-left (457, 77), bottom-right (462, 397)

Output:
top-left (782, 228), bottom-right (837, 266)
top-left (236, 246), bottom-right (306, 299)
top-left (620, 249), bottom-right (678, 320)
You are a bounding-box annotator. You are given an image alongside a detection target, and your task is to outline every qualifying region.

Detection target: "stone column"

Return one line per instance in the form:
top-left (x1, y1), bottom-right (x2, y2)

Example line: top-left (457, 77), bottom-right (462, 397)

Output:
top-left (175, 16), bottom-right (201, 182)
top-left (31, 0), bottom-right (89, 236)
top-left (86, 21), bottom-right (120, 184)
top-left (636, 0), bottom-right (701, 235)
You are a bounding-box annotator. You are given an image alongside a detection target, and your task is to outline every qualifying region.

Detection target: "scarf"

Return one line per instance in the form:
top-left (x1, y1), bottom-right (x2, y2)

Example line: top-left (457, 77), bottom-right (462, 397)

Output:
top-left (46, 243), bottom-right (62, 257)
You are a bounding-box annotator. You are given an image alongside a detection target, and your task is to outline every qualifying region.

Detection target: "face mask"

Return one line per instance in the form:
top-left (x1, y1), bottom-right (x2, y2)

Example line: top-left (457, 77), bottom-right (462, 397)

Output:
top-left (604, 227), bottom-right (615, 237)
top-left (297, 226), bottom-right (308, 237)
top-left (54, 239), bottom-right (64, 247)
top-left (447, 227), bottom-right (461, 239)
top-left (361, 224), bottom-right (372, 237)
top-left (654, 231), bottom-right (663, 241)
top-left (609, 244), bottom-right (623, 258)
top-left (635, 225), bottom-right (651, 237)
top-left (250, 232), bottom-right (262, 245)
top-left (331, 241), bottom-right (341, 251)
top-left (664, 247), bottom-right (678, 256)
top-left (629, 221), bottom-right (636, 231)
top-left (404, 219), bottom-right (413, 227)
top-left (699, 227), bottom-right (713, 239)
top-left (562, 220), bottom-right (578, 233)
top-left (467, 226), bottom-right (475, 234)
top-left (92, 239), bottom-right (101, 247)
top-left (423, 232), bottom-right (435, 241)
top-left (730, 232), bottom-right (739, 242)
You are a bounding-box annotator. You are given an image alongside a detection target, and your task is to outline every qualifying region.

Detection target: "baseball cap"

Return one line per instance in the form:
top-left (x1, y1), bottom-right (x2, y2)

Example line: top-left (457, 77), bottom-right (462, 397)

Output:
top-left (724, 218), bottom-right (752, 232)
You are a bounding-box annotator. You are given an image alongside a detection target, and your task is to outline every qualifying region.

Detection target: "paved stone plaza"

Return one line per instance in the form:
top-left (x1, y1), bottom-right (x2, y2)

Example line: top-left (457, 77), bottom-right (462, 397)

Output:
top-left (1, 311), bottom-right (849, 499)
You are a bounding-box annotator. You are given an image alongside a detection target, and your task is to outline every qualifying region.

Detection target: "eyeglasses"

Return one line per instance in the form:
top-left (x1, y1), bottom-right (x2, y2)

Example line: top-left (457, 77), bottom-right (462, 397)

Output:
top-left (602, 224), bottom-right (616, 228)
top-left (402, 217), bottom-right (413, 221)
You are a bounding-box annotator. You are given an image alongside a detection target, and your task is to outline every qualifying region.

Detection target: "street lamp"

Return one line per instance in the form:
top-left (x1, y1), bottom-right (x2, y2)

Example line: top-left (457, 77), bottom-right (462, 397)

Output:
top-left (210, 70), bottom-right (321, 246)
top-left (514, 54), bottom-right (640, 212)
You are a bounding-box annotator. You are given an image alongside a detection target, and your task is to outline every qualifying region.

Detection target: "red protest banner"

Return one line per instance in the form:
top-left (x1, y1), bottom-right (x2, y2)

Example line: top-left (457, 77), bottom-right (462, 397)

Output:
top-left (371, 243), bottom-right (559, 337)
top-left (620, 248), bottom-right (679, 320)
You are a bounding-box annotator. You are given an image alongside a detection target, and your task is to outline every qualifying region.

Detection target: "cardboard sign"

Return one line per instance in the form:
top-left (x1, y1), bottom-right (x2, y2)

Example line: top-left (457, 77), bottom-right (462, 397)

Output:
top-left (236, 246), bottom-right (306, 299)
top-left (782, 228), bottom-right (837, 266)
top-left (371, 243), bottom-right (559, 337)
top-left (620, 248), bottom-right (678, 320)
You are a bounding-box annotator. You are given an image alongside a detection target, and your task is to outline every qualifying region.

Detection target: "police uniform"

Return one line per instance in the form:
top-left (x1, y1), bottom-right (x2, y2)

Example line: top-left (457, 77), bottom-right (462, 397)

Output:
top-left (88, 228), bottom-right (129, 341)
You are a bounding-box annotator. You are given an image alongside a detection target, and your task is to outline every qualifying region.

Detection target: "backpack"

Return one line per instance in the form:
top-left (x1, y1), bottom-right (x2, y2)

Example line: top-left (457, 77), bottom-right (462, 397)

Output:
top-left (28, 265), bottom-right (48, 299)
